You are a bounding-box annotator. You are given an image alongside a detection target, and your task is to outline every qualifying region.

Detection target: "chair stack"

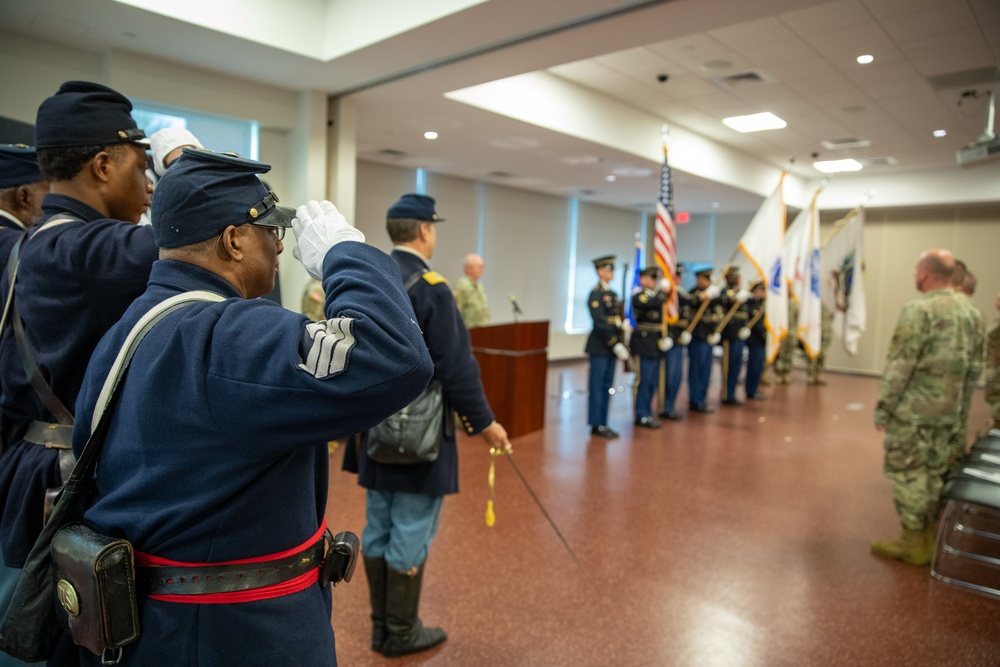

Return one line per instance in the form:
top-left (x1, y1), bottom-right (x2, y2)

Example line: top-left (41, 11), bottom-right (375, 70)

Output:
top-left (932, 430), bottom-right (1000, 599)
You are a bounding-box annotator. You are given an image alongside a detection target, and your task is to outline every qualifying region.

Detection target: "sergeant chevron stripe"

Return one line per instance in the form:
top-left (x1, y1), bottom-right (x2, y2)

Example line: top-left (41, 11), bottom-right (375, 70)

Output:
top-left (299, 317), bottom-right (356, 378)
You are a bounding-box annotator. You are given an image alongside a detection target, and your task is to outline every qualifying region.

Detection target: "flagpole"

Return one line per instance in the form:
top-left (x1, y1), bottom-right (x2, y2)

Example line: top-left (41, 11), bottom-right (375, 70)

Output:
top-left (821, 188), bottom-right (875, 248)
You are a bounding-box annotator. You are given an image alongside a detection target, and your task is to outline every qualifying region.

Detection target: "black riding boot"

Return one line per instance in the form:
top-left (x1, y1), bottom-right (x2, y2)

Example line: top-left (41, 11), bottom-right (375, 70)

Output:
top-left (381, 564), bottom-right (447, 657)
top-left (363, 556), bottom-right (388, 651)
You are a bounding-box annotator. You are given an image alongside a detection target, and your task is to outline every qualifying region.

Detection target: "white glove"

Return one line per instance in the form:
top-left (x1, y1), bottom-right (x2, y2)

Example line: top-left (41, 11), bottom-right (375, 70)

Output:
top-left (678, 331), bottom-right (692, 346)
top-left (738, 327), bottom-right (751, 341)
top-left (621, 320), bottom-right (633, 334)
top-left (657, 336), bottom-right (674, 352)
top-left (704, 285), bottom-right (721, 300)
top-left (736, 289), bottom-right (752, 304)
top-left (612, 343), bottom-right (630, 361)
top-left (707, 332), bottom-right (722, 345)
top-left (291, 200), bottom-right (365, 280)
top-left (658, 279), bottom-right (672, 294)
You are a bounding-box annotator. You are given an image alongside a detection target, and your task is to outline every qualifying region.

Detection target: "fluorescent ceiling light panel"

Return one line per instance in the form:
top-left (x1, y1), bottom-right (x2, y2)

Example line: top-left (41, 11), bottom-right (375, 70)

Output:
top-left (813, 159), bottom-right (863, 173)
top-left (722, 112), bottom-right (786, 133)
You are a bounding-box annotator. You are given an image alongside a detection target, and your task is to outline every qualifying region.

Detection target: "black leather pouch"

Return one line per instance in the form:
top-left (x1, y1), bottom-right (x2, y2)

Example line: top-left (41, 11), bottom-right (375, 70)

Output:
top-left (320, 531), bottom-right (360, 586)
top-left (50, 523), bottom-right (140, 662)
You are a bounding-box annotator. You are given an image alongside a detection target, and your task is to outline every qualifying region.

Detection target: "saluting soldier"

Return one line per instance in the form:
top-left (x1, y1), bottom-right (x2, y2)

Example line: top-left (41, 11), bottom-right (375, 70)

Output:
top-left (658, 265), bottom-right (693, 421)
top-left (720, 266), bottom-right (751, 406)
top-left (586, 255), bottom-right (630, 438)
top-left (687, 265), bottom-right (723, 413)
top-left (630, 266), bottom-right (670, 429)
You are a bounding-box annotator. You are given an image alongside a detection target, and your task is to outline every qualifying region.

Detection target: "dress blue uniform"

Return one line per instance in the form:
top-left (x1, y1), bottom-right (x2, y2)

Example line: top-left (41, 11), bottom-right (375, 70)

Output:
top-left (744, 287), bottom-right (767, 399)
top-left (72, 150), bottom-right (432, 666)
top-left (629, 269), bottom-right (667, 425)
top-left (0, 144), bottom-right (46, 266)
top-left (585, 260), bottom-right (625, 434)
top-left (720, 277), bottom-right (749, 404)
top-left (660, 287), bottom-right (695, 419)
top-left (687, 268), bottom-right (723, 411)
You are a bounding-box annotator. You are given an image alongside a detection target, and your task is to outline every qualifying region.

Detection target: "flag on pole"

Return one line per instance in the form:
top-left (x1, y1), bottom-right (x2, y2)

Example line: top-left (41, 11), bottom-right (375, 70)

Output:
top-left (653, 131), bottom-right (678, 323)
top-left (820, 208), bottom-right (867, 355)
top-left (729, 172), bottom-right (787, 363)
top-left (782, 188), bottom-right (823, 358)
top-left (625, 240), bottom-right (642, 327)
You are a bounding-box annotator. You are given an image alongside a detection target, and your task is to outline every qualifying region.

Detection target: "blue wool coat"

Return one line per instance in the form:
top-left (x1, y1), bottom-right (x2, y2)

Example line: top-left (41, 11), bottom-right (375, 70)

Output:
top-left (73, 242), bottom-right (432, 666)
top-left (0, 194), bottom-right (157, 566)
top-left (343, 247), bottom-right (495, 497)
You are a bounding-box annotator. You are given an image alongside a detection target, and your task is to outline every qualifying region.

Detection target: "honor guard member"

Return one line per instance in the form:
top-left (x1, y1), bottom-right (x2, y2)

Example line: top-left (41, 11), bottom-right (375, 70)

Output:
top-left (658, 265), bottom-right (692, 421)
top-left (744, 281), bottom-right (768, 401)
top-left (343, 193), bottom-right (511, 658)
top-left (630, 266), bottom-right (669, 428)
top-left (687, 265), bottom-right (722, 413)
top-left (720, 266), bottom-right (751, 406)
top-left (72, 151), bottom-right (433, 665)
top-left (0, 82), bottom-right (157, 580)
top-left (0, 145), bottom-right (49, 263)
top-left (586, 255), bottom-right (630, 438)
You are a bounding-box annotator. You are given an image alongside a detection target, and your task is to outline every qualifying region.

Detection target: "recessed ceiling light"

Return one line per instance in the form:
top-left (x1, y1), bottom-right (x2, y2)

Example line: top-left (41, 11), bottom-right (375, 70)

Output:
top-left (722, 112), bottom-right (787, 133)
top-left (605, 175), bottom-right (617, 182)
top-left (933, 129), bottom-right (947, 138)
top-left (813, 159), bottom-right (863, 173)
top-left (856, 54), bottom-right (874, 65)
top-left (423, 131), bottom-right (438, 140)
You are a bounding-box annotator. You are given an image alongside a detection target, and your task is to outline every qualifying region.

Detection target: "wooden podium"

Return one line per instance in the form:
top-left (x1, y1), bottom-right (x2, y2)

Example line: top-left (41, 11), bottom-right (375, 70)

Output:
top-left (469, 320), bottom-right (549, 439)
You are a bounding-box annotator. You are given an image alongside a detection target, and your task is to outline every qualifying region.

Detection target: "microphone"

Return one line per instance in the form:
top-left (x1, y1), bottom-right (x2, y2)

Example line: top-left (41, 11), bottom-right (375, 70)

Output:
top-left (508, 294), bottom-right (523, 320)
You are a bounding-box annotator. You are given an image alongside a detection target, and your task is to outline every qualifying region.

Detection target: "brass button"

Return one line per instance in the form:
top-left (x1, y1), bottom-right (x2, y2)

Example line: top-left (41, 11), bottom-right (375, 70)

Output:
top-left (57, 579), bottom-right (80, 616)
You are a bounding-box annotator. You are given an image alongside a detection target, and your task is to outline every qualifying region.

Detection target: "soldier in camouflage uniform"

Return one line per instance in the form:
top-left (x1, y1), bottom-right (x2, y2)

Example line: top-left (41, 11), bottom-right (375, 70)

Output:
top-left (950, 260), bottom-right (985, 447)
top-left (987, 292), bottom-right (1000, 431)
top-left (872, 249), bottom-right (984, 566)
top-left (301, 278), bottom-right (325, 321)
top-left (773, 297), bottom-right (798, 384)
top-left (806, 303), bottom-right (833, 385)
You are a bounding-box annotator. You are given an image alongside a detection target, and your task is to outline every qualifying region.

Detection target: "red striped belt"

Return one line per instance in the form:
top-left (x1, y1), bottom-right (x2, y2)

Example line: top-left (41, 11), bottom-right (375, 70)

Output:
top-left (134, 522), bottom-right (328, 604)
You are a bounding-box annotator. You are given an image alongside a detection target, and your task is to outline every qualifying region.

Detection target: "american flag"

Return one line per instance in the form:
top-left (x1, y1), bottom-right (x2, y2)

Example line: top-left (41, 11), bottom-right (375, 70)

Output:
top-left (653, 135), bottom-right (678, 323)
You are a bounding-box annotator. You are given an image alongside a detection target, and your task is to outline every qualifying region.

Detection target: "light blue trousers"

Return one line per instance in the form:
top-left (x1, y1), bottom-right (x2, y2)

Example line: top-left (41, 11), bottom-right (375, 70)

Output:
top-left (362, 490), bottom-right (444, 572)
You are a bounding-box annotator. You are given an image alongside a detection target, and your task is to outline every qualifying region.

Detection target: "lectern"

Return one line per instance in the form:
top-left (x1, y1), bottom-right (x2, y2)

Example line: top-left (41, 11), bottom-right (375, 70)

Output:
top-left (468, 320), bottom-right (548, 439)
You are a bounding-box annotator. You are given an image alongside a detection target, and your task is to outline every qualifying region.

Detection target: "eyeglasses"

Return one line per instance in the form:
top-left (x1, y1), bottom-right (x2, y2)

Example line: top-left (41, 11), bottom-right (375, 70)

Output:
top-left (249, 223), bottom-right (285, 241)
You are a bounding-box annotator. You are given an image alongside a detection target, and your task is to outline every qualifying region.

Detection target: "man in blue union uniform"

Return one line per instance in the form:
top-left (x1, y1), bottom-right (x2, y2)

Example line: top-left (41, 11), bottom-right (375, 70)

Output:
top-left (0, 81), bottom-right (157, 576)
top-left (0, 145), bottom-right (49, 265)
top-left (71, 151), bottom-right (433, 665)
top-left (586, 255), bottom-right (631, 438)
top-left (344, 193), bottom-right (511, 658)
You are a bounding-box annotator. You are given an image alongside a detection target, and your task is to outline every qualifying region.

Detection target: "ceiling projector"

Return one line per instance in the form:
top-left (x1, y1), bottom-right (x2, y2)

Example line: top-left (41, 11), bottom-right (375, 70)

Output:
top-left (957, 89), bottom-right (999, 165)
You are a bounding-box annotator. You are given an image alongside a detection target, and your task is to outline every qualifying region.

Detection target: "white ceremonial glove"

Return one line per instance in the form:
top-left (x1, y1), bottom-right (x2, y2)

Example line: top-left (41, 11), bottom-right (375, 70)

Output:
top-left (657, 336), bottom-right (674, 352)
top-left (678, 331), bottom-right (692, 346)
top-left (738, 327), bottom-right (751, 341)
top-left (707, 332), bottom-right (722, 345)
top-left (291, 200), bottom-right (365, 280)
top-left (658, 279), bottom-right (672, 294)
top-left (736, 289), bottom-right (752, 304)
top-left (704, 285), bottom-right (721, 300)
top-left (612, 343), bottom-right (630, 361)
top-left (621, 320), bottom-right (633, 334)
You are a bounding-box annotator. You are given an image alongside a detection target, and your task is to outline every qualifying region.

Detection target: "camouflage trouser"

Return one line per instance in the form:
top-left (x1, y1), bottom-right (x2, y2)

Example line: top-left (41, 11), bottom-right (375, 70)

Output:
top-left (774, 300), bottom-right (798, 378)
top-left (806, 307), bottom-right (833, 381)
top-left (883, 423), bottom-right (962, 530)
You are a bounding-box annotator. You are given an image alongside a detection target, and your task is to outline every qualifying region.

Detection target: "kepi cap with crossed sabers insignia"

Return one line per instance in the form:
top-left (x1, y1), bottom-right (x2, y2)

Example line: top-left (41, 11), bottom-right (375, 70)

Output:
top-left (151, 148), bottom-right (294, 248)
top-left (592, 255), bottom-right (615, 269)
top-left (35, 81), bottom-right (150, 149)
top-left (0, 145), bottom-right (44, 188)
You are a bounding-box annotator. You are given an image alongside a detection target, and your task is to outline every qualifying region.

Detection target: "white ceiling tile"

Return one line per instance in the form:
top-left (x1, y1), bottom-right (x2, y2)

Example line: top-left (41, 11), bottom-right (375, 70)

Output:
top-left (878, 1), bottom-right (978, 41)
top-left (708, 16), bottom-right (798, 47)
top-left (729, 37), bottom-right (822, 66)
top-left (844, 60), bottom-right (933, 99)
top-left (779, 0), bottom-right (871, 36)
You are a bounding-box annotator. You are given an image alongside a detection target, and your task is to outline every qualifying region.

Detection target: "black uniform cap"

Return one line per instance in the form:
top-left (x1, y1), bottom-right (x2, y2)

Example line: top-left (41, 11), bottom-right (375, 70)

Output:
top-left (592, 255), bottom-right (616, 269)
top-left (0, 145), bottom-right (44, 188)
top-left (387, 193), bottom-right (445, 222)
top-left (35, 81), bottom-right (149, 149)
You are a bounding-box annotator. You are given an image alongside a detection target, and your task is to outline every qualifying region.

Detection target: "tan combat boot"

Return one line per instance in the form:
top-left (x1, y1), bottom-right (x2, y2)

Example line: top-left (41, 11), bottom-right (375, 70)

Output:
top-left (871, 526), bottom-right (932, 566)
